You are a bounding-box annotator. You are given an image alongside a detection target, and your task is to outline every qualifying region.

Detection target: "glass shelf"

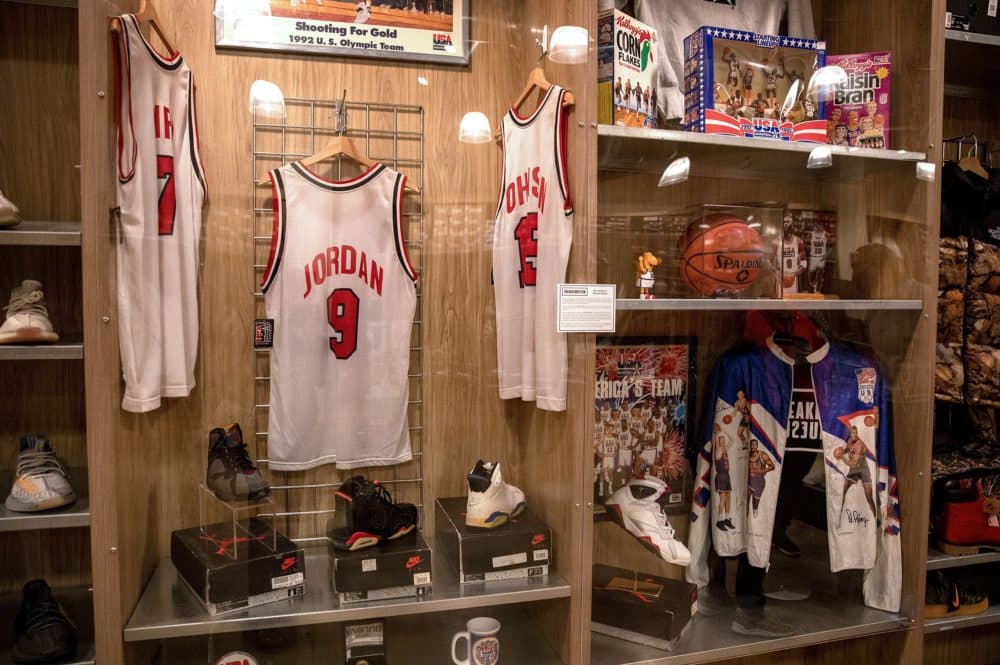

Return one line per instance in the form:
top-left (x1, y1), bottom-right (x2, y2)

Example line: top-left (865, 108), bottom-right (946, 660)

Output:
top-left (0, 221), bottom-right (82, 247)
top-left (0, 497), bottom-right (89, 532)
top-left (926, 546), bottom-right (1000, 571)
top-left (598, 125), bottom-right (927, 182)
top-left (615, 299), bottom-right (924, 312)
top-left (925, 604), bottom-right (1000, 634)
top-left (124, 540), bottom-right (571, 642)
top-left (945, 29), bottom-right (1000, 47)
top-left (0, 342), bottom-right (83, 360)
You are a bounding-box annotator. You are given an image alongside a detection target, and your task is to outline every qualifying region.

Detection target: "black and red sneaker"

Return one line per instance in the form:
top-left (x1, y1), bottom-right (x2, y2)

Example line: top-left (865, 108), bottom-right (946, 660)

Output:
top-left (330, 476), bottom-right (418, 551)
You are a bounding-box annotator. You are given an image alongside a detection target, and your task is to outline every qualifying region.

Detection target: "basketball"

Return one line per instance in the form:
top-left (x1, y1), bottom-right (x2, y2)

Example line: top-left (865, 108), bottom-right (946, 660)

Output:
top-left (679, 214), bottom-right (764, 296)
top-left (864, 415), bottom-right (875, 427)
top-left (833, 447), bottom-right (845, 460)
top-left (723, 415), bottom-right (733, 425)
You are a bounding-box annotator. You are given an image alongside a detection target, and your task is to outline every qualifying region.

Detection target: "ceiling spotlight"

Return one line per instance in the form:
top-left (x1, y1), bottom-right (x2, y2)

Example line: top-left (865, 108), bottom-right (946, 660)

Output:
top-left (416, 76), bottom-right (429, 86)
top-left (658, 157), bottom-right (690, 187)
top-left (458, 111), bottom-right (493, 144)
top-left (248, 80), bottom-right (285, 119)
top-left (807, 145), bottom-right (833, 169)
top-left (548, 25), bottom-right (589, 64)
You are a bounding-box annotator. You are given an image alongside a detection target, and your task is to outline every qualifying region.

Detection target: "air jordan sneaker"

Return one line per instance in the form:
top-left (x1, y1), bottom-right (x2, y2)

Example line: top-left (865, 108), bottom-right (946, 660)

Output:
top-left (465, 460), bottom-right (526, 529)
top-left (604, 476), bottom-right (691, 566)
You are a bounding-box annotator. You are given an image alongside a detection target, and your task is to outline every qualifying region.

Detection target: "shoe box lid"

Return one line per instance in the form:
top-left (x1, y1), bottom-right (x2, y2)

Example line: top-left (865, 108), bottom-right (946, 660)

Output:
top-left (591, 563), bottom-right (696, 651)
top-left (170, 517), bottom-right (305, 615)
top-left (434, 497), bottom-right (552, 583)
top-left (328, 529), bottom-right (432, 599)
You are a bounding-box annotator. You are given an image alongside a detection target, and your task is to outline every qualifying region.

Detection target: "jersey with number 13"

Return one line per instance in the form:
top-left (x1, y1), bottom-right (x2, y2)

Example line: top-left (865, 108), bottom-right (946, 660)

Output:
top-left (262, 162), bottom-right (416, 471)
top-left (493, 85), bottom-right (573, 411)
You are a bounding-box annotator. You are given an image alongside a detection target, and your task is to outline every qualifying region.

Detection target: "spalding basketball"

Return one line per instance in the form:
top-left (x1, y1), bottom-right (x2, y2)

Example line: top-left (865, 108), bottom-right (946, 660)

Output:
top-left (679, 214), bottom-right (764, 296)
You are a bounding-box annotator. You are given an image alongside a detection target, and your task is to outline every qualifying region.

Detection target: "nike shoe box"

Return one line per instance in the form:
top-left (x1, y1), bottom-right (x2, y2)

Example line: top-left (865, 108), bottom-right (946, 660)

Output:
top-left (345, 620), bottom-right (387, 665)
top-left (329, 529), bottom-right (432, 603)
top-left (170, 518), bottom-right (306, 616)
top-left (435, 496), bottom-right (552, 583)
top-left (947, 0), bottom-right (1000, 35)
top-left (591, 563), bottom-right (695, 651)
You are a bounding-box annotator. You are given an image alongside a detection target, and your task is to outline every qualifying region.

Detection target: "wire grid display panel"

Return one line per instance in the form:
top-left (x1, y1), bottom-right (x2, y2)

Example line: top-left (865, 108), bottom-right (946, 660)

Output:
top-left (252, 97), bottom-right (425, 541)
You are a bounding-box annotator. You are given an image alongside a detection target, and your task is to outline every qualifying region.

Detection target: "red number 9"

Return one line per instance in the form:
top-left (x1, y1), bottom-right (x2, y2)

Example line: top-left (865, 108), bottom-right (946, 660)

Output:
top-left (327, 288), bottom-right (359, 359)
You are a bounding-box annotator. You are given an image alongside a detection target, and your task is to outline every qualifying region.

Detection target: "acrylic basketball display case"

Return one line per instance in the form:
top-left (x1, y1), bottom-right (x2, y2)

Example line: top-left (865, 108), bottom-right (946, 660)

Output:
top-left (599, 203), bottom-right (784, 301)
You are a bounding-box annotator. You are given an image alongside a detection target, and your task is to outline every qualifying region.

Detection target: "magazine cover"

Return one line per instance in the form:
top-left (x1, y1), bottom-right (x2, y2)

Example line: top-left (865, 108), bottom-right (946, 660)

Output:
top-left (594, 338), bottom-right (695, 513)
top-left (823, 51), bottom-right (891, 148)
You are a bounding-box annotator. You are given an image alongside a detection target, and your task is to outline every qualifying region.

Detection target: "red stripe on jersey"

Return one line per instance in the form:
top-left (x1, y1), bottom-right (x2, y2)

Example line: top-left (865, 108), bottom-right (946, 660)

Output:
top-left (261, 174), bottom-right (281, 290)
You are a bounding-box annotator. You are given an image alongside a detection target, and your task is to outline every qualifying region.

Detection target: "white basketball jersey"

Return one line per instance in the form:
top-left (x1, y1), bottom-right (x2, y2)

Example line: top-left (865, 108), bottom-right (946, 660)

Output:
top-left (493, 85), bottom-right (573, 411)
top-left (808, 229), bottom-right (828, 269)
top-left (114, 14), bottom-right (206, 413)
top-left (782, 235), bottom-right (804, 294)
top-left (262, 162), bottom-right (416, 471)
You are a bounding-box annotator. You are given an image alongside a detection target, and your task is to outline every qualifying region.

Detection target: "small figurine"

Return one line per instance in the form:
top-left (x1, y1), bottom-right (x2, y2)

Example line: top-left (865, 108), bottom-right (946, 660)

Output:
top-left (762, 54), bottom-right (785, 108)
top-left (725, 49), bottom-right (741, 98)
top-left (742, 64), bottom-right (755, 96)
top-left (635, 251), bottom-right (661, 300)
top-left (780, 213), bottom-right (807, 296)
top-left (806, 222), bottom-right (829, 293)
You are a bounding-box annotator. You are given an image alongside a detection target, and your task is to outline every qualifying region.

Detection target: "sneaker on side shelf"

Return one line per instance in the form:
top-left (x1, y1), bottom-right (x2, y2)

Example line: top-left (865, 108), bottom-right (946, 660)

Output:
top-left (206, 423), bottom-right (270, 502)
top-left (11, 579), bottom-right (77, 665)
top-left (5, 435), bottom-right (76, 513)
top-left (465, 459), bottom-right (526, 529)
top-left (604, 476), bottom-right (691, 566)
top-left (0, 281), bottom-right (59, 345)
top-left (330, 477), bottom-right (418, 551)
top-left (0, 188), bottom-right (21, 228)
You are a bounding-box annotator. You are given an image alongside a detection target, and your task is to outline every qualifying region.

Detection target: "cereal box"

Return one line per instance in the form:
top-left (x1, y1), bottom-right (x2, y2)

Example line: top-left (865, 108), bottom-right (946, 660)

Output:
top-left (823, 52), bottom-right (891, 149)
top-left (683, 27), bottom-right (826, 142)
top-left (598, 9), bottom-right (659, 129)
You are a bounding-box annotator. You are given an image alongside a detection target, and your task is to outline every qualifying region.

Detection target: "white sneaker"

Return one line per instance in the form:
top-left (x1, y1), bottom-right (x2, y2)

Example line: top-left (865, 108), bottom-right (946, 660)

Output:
top-left (605, 477), bottom-right (691, 566)
top-left (0, 280), bottom-right (59, 344)
top-left (5, 435), bottom-right (76, 513)
top-left (465, 460), bottom-right (526, 529)
top-left (0, 188), bottom-right (21, 228)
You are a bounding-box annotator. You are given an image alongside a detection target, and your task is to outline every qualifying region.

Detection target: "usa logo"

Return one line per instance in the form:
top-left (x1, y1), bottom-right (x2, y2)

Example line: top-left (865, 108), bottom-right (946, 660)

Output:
top-left (215, 652), bottom-right (258, 665)
top-left (855, 368), bottom-right (876, 405)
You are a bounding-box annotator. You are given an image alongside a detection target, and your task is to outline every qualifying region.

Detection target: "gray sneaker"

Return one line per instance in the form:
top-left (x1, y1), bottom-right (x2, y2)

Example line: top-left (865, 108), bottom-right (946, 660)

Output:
top-left (206, 424), bottom-right (270, 501)
top-left (0, 281), bottom-right (59, 345)
top-left (695, 584), bottom-right (733, 617)
top-left (6, 435), bottom-right (76, 512)
top-left (731, 607), bottom-right (795, 638)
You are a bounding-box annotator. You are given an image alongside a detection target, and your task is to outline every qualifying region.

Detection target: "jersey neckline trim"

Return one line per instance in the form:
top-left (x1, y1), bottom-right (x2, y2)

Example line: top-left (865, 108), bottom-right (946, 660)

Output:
top-left (291, 160), bottom-right (386, 191)
top-left (125, 14), bottom-right (183, 71)
top-left (509, 85), bottom-right (557, 127)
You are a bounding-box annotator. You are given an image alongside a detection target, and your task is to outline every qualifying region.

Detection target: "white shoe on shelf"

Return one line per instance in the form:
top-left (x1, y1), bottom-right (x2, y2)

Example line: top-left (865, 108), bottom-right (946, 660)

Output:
top-left (0, 280), bottom-right (59, 344)
top-left (604, 476), bottom-right (692, 566)
top-left (465, 459), bottom-right (526, 529)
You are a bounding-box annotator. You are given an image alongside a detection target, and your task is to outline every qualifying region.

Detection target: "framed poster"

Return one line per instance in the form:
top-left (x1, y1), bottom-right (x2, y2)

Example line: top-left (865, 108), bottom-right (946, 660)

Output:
top-left (594, 337), bottom-right (696, 514)
top-left (214, 0), bottom-right (470, 65)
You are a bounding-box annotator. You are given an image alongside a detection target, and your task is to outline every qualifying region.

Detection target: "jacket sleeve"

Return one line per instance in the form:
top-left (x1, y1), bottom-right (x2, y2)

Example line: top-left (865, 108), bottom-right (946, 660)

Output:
top-left (686, 359), bottom-right (721, 588)
top-left (863, 367), bottom-right (902, 612)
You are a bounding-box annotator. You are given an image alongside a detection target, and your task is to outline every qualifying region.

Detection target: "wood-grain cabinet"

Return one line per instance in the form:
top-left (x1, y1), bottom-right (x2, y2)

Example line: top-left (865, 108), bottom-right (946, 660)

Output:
top-left (0, 0), bottom-right (992, 662)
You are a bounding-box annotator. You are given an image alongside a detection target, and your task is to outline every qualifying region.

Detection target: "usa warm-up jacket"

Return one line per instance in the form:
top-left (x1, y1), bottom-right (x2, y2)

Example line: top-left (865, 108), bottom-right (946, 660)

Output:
top-left (686, 337), bottom-right (901, 612)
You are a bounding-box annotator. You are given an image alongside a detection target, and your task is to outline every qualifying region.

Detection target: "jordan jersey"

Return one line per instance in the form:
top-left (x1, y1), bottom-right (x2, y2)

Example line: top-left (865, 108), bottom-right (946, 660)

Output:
top-left (261, 161), bottom-right (417, 471)
top-left (493, 85), bottom-right (573, 411)
top-left (781, 235), bottom-right (804, 294)
top-left (113, 14), bottom-right (206, 413)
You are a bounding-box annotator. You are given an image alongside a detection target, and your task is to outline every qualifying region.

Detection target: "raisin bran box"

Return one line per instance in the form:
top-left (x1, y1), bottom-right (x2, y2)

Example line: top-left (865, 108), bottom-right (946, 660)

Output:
top-left (598, 9), bottom-right (659, 129)
top-left (683, 27), bottom-right (826, 142)
top-left (823, 52), bottom-right (892, 149)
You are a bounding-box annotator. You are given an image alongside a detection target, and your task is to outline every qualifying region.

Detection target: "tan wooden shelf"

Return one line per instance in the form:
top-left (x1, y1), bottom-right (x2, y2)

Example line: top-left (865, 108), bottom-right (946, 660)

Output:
top-left (0, 221), bottom-right (82, 247)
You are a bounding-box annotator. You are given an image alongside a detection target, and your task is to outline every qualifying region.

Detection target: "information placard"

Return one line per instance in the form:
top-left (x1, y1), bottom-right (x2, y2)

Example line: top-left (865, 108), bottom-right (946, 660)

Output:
top-left (557, 284), bottom-right (616, 333)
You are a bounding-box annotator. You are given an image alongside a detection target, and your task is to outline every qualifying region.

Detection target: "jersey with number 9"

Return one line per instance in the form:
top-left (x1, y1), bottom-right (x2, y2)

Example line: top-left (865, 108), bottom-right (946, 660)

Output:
top-left (261, 161), bottom-right (417, 471)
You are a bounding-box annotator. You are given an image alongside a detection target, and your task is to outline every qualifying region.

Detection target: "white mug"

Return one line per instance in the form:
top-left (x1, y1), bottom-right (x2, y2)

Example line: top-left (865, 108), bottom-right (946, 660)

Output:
top-left (451, 616), bottom-right (501, 665)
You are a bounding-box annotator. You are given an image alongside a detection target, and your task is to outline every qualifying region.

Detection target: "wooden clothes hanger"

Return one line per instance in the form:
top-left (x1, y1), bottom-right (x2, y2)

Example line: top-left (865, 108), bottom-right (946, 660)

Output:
top-left (958, 153), bottom-right (990, 180)
top-left (111, 0), bottom-right (177, 56)
top-left (495, 66), bottom-right (575, 143)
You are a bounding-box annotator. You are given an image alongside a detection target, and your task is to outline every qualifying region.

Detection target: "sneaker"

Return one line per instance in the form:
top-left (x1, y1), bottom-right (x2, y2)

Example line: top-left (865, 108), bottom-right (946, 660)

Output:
top-left (330, 477), bottom-right (418, 551)
top-left (604, 477), bottom-right (691, 566)
top-left (731, 607), bottom-right (795, 637)
top-left (772, 531), bottom-right (801, 558)
top-left (206, 424), bottom-right (270, 502)
top-left (0, 188), bottom-right (21, 228)
top-left (935, 479), bottom-right (1000, 555)
top-left (11, 580), bottom-right (77, 664)
top-left (465, 460), bottom-right (526, 529)
top-left (5, 436), bottom-right (76, 513)
top-left (925, 571), bottom-right (989, 618)
top-left (0, 281), bottom-right (59, 345)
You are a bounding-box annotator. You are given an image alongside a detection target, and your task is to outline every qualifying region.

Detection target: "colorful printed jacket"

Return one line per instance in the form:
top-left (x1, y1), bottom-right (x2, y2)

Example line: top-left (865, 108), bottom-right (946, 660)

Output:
top-left (686, 337), bottom-right (901, 612)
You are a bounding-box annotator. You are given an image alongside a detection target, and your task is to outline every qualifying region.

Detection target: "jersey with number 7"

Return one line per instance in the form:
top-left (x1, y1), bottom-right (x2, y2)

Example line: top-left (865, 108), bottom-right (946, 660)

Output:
top-left (113, 14), bottom-right (206, 413)
top-left (493, 85), bottom-right (573, 411)
top-left (261, 162), bottom-right (416, 471)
